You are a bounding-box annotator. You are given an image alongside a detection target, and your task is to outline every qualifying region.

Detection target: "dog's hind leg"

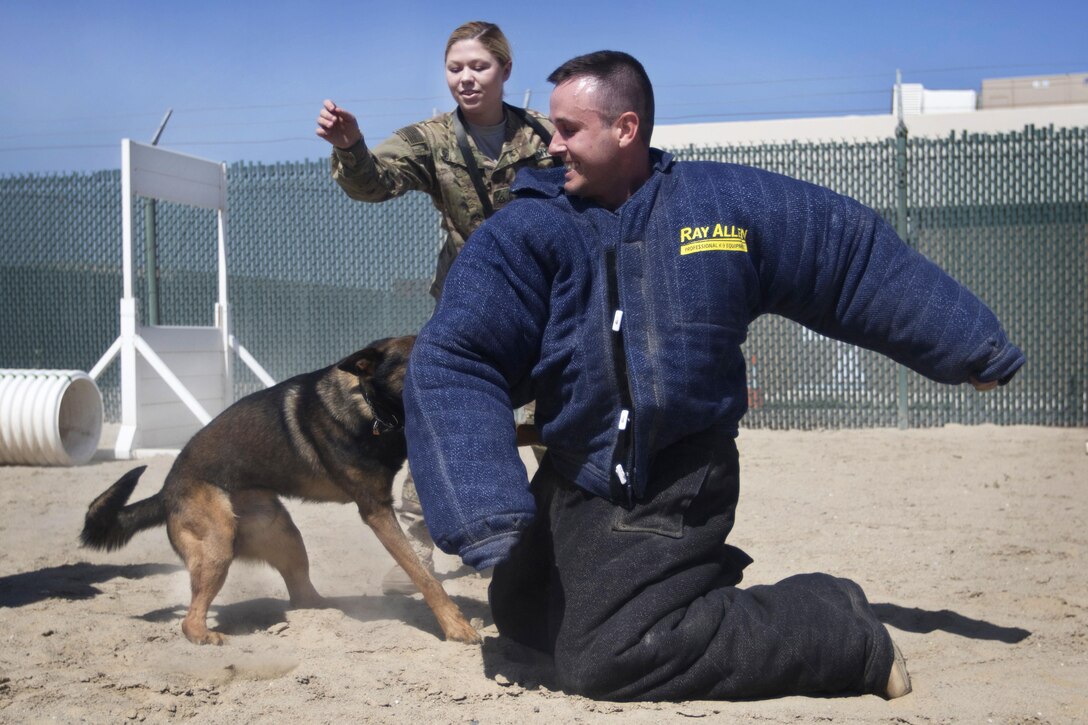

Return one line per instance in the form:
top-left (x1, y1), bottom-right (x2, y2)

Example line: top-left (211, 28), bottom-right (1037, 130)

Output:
top-left (359, 501), bottom-right (481, 644)
top-left (168, 484), bottom-right (237, 645)
top-left (232, 490), bottom-right (325, 609)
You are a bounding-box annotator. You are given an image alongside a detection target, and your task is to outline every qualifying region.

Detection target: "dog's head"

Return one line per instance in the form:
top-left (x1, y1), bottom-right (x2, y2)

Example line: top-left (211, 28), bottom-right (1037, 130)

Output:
top-left (335, 335), bottom-right (416, 435)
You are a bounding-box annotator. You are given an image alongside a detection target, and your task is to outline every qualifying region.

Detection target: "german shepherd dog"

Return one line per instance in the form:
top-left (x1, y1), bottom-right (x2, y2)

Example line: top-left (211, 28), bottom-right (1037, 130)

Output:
top-left (80, 336), bottom-right (480, 645)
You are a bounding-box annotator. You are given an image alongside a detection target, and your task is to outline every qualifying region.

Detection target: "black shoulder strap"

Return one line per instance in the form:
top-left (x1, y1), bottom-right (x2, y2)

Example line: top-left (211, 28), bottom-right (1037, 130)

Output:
top-left (452, 108), bottom-right (494, 219)
top-left (506, 104), bottom-right (553, 147)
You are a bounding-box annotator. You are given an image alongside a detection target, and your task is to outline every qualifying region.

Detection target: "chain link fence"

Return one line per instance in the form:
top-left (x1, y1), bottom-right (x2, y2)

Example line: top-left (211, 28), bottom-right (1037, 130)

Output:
top-left (2, 126), bottom-right (1085, 428)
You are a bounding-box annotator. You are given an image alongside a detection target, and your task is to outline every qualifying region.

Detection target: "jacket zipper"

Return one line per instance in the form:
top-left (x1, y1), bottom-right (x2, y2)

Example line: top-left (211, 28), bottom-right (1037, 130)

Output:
top-left (604, 247), bottom-right (635, 507)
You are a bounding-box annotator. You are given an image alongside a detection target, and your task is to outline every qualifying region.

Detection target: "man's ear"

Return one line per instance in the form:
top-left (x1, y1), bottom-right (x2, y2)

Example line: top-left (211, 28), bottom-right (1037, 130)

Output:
top-left (615, 111), bottom-right (641, 148)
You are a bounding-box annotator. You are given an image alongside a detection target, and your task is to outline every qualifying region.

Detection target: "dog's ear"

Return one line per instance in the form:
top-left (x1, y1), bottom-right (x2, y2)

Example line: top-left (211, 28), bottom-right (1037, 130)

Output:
top-left (337, 347), bottom-right (382, 378)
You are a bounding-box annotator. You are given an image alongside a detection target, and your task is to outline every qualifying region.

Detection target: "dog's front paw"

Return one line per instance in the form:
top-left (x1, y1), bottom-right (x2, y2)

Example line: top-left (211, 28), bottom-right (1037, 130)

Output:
top-left (443, 618), bottom-right (482, 645)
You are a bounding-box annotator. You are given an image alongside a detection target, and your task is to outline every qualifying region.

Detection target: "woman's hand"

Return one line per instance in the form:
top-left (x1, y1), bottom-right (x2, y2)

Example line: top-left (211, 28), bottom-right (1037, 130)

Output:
top-left (316, 99), bottom-right (363, 150)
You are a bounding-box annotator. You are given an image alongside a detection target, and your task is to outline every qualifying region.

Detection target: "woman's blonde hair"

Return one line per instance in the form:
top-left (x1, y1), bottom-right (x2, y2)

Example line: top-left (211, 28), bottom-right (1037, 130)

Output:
top-left (445, 21), bottom-right (512, 67)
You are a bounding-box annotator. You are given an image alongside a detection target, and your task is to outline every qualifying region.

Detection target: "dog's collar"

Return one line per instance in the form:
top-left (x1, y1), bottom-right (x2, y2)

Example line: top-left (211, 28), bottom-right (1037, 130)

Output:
top-left (363, 389), bottom-right (403, 436)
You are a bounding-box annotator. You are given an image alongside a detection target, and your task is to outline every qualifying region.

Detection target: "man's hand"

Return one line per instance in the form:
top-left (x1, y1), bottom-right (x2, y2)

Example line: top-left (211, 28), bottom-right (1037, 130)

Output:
top-left (969, 376), bottom-right (999, 392)
top-left (316, 99), bottom-right (363, 150)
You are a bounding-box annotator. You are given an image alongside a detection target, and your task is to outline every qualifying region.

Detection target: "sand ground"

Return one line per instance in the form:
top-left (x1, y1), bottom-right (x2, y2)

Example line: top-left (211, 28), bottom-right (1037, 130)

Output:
top-left (1, 424), bottom-right (1086, 724)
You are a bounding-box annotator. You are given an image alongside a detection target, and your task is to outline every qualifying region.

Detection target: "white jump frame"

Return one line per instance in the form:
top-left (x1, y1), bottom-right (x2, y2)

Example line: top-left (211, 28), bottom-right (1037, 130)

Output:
top-left (91, 139), bottom-right (275, 459)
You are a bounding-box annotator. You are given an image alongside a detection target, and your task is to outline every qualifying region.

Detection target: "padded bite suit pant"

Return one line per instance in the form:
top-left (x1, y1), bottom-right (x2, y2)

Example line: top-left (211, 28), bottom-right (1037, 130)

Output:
top-left (489, 429), bottom-right (895, 701)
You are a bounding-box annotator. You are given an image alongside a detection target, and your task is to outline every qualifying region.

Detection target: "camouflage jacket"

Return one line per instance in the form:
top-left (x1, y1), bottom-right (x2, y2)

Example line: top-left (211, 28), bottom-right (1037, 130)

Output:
top-left (331, 105), bottom-right (556, 298)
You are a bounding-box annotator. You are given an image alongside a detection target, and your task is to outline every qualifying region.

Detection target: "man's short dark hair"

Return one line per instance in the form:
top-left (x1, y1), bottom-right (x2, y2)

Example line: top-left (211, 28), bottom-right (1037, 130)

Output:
top-left (547, 50), bottom-right (655, 145)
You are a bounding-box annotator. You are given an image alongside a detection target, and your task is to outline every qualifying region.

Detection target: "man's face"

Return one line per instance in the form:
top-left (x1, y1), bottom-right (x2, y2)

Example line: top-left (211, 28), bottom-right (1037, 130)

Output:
top-left (548, 78), bottom-right (622, 207)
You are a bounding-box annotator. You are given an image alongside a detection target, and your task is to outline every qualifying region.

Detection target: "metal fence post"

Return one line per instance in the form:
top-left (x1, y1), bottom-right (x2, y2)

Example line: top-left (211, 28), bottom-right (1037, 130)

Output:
top-left (894, 73), bottom-right (910, 429)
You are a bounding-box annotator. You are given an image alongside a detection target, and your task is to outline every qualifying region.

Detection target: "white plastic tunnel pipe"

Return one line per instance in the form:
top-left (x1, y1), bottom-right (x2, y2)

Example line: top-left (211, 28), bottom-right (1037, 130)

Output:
top-left (0, 370), bottom-right (103, 466)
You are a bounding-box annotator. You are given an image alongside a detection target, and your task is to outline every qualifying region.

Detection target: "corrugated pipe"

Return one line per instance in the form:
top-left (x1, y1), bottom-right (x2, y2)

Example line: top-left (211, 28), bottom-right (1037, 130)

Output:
top-left (0, 370), bottom-right (103, 466)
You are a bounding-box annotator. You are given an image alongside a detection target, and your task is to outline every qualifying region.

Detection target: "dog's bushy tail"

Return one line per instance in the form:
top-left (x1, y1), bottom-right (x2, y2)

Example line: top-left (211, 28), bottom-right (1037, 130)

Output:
top-left (80, 466), bottom-right (166, 551)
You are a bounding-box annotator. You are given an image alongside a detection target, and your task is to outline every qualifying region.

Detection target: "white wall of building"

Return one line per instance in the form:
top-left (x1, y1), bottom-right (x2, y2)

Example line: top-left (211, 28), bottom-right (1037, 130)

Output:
top-left (652, 103), bottom-right (1088, 148)
top-left (893, 84), bottom-right (978, 116)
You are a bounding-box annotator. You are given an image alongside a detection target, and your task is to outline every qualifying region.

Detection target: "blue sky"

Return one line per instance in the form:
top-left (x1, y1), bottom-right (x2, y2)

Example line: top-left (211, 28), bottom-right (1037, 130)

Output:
top-left (1, 0), bottom-right (1085, 176)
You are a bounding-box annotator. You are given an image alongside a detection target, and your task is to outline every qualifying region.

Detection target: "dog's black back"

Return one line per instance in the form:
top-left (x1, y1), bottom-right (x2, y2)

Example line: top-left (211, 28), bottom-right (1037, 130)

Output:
top-left (163, 336), bottom-right (413, 506)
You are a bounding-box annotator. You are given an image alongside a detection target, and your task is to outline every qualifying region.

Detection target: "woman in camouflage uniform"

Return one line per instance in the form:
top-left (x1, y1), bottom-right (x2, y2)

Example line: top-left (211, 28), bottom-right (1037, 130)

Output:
top-left (317, 20), bottom-right (555, 299)
top-left (316, 21), bottom-right (554, 594)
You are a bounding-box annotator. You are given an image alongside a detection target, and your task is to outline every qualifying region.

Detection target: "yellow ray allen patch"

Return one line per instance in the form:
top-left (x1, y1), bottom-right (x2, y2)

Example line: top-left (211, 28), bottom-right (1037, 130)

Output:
top-left (679, 224), bottom-right (749, 255)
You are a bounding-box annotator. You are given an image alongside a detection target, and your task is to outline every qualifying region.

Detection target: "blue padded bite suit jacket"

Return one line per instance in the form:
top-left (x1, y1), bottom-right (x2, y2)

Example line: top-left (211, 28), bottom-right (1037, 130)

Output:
top-left (404, 150), bottom-right (1026, 570)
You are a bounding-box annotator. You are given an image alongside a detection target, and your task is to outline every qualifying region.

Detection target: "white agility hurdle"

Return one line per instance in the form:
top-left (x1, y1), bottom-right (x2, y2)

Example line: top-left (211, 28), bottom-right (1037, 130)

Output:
top-left (91, 140), bottom-right (275, 459)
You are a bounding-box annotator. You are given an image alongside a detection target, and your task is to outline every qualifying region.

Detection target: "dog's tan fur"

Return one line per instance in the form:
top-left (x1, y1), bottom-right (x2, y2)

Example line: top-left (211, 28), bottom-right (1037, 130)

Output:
top-left (81, 336), bottom-right (480, 646)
